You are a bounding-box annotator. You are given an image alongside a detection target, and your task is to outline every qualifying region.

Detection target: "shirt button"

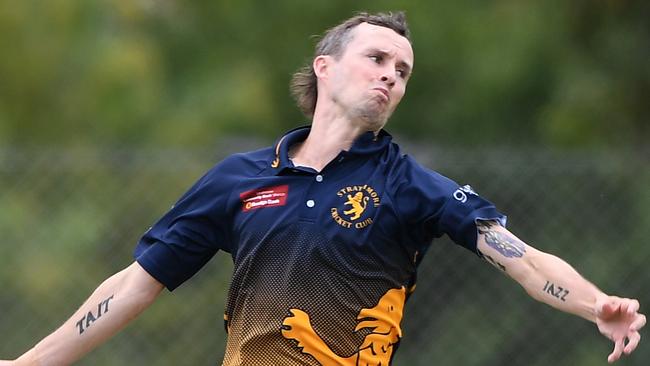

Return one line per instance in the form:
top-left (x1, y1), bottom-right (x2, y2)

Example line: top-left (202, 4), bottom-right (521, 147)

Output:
top-left (306, 199), bottom-right (315, 208)
top-left (315, 175), bottom-right (323, 182)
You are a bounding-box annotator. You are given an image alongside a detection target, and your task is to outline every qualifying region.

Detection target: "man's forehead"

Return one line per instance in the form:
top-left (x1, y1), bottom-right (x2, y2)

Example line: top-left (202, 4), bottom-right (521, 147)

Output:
top-left (347, 23), bottom-right (413, 60)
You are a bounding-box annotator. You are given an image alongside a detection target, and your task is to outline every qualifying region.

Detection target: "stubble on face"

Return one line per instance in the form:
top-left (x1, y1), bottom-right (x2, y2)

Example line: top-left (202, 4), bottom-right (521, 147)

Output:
top-left (328, 83), bottom-right (389, 131)
top-left (329, 23), bottom-right (413, 132)
top-left (349, 95), bottom-right (391, 130)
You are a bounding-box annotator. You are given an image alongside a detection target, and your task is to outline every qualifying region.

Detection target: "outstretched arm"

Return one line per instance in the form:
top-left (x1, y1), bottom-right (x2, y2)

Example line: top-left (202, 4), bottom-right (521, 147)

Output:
top-left (1, 261), bottom-right (163, 366)
top-left (476, 220), bottom-right (646, 364)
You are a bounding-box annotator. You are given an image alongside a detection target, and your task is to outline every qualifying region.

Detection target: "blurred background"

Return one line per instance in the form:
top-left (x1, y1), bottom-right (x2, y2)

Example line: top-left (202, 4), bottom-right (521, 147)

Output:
top-left (0, 0), bottom-right (648, 365)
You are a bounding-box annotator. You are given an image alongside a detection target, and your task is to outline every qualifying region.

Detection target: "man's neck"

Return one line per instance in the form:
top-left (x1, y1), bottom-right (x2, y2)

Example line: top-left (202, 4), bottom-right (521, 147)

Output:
top-left (290, 115), bottom-right (372, 172)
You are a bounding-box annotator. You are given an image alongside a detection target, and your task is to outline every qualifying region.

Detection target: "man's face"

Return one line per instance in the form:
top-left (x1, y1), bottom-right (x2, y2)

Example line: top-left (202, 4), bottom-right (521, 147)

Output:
top-left (324, 22), bottom-right (414, 130)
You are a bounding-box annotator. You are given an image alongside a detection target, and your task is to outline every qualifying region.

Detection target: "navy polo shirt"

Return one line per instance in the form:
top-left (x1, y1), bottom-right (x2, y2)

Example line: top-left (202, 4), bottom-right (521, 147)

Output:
top-left (134, 126), bottom-right (506, 366)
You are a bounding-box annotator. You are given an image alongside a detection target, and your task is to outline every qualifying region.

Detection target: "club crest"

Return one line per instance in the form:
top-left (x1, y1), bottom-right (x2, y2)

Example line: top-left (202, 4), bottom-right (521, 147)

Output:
top-left (331, 185), bottom-right (381, 229)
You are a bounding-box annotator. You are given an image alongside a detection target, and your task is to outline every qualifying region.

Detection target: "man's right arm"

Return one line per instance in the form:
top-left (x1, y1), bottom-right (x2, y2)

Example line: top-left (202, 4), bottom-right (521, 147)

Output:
top-left (2, 261), bottom-right (164, 366)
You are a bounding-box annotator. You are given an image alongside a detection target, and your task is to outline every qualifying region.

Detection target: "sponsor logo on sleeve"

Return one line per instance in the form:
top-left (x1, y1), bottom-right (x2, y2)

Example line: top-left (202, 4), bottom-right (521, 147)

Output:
top-left (453, 184), bottom-right (478, 203)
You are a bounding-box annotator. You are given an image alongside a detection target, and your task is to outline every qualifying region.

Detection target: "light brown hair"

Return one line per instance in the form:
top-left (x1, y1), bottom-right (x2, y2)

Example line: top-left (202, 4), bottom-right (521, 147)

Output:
top-left (290, 11), bottom-right (411, 118)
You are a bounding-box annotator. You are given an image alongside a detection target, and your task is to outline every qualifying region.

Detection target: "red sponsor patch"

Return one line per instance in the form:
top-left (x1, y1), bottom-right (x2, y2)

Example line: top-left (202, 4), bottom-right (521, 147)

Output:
top-left (240, 185), bottom-right (289, 212)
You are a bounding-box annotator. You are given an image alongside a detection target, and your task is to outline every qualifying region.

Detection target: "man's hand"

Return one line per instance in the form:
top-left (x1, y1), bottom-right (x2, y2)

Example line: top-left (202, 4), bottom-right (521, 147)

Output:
top-left (595, 296), bottom-right (646, 363)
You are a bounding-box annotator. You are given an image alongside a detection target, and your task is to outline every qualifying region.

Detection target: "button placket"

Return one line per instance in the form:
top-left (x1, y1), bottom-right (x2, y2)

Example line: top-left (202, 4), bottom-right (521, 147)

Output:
top-left (306, 174), bottom-right (323, 208)
top-left (298, 174), bottom-right (324, 223)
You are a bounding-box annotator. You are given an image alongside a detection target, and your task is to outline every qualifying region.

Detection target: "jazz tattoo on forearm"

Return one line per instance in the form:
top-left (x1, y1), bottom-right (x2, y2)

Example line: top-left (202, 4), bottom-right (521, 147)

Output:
top-left (76, 294), bottom-right (115, 334)
top-left (543, 281), bottom-right (570, 302)
top-left (477, 221), bottom-right (526, 258)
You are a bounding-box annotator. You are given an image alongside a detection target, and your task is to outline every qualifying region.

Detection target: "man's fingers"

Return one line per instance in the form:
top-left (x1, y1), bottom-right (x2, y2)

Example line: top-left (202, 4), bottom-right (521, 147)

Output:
top-left (620, 301), bottom-right (630, 314)
top-left (608, 338), bottom-right (624, 364)
top-left (600, 302), bottom-right (614, 317)
top-left (627, 299), bottom-right (640, 315)
top-left (624, 331), bottom-right (641, 355)
top-left (600, 301), bottom-right (621, 319)
top-left (631, 314), bottom-right (647, 331)
top-left (612, 299), bottom-right (639, 315)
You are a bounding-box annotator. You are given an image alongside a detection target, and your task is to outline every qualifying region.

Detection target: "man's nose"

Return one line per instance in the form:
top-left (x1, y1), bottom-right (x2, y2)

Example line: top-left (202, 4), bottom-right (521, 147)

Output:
top-left (380, 73), bottom-right (396, 88)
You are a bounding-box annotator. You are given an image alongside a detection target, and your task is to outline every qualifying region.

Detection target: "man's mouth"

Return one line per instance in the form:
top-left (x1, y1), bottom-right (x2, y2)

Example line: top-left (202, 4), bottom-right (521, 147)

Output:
top-left (372, 88), bottom-right (389, 101)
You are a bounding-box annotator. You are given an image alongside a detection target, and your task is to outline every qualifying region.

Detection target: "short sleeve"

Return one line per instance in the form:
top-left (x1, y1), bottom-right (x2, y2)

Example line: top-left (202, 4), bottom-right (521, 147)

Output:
top-left (134, 162), bottom-right (235, 291)
top-left (393, 156), bottom-right (506, 253)
top-left (435, 183), bottom-right (507, 252)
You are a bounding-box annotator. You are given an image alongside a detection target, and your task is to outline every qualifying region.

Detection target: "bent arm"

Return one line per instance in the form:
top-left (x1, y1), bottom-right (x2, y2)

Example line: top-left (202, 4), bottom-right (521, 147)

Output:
top-left (475, 220), bottom-right (645, 363)
top-left (14, 261), bottom-right (164, 366)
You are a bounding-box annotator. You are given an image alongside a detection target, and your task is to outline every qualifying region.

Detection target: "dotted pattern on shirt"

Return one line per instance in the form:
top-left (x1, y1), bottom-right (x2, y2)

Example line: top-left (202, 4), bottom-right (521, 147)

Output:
top-left (221, 223), bottom-right (414, 366)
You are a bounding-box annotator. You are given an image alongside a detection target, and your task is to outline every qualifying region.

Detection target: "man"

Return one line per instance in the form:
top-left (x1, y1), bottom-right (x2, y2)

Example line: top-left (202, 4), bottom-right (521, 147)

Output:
top-left (1, 11), bottom-right (644, 366)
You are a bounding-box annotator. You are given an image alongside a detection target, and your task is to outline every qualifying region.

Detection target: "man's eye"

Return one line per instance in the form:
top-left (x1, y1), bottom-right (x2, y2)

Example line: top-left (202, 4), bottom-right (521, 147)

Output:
top-left (369, 55), bottom-right (382, 63)
top-left (397, 69), bottom-right (410, 79)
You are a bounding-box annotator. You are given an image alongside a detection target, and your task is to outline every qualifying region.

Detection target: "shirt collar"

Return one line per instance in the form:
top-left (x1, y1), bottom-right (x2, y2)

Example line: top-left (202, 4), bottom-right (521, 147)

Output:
top-left (269, 126), bottom-right (393, 173)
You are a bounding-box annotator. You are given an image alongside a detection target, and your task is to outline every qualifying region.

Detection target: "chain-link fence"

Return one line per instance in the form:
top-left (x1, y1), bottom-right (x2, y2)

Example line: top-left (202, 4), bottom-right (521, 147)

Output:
top-left (1, 141), bottom-right (648, 365)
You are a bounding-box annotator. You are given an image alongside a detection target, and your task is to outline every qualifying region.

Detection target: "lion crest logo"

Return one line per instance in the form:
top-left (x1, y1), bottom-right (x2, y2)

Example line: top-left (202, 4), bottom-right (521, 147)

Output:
top-left (331, 185), bottom-right (381, 230)
top-left (343, 192), bottom-right (370, 220)
top-left (282, 287), bottom-right (406, 366)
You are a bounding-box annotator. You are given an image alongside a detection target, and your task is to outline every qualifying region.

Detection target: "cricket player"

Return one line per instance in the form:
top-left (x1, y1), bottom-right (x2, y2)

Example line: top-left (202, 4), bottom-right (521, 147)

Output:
top-left (1, 11), bottom-right (645, 366)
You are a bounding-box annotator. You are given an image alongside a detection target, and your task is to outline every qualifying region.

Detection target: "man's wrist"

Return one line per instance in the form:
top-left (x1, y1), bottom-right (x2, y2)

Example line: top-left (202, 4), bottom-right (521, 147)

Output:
top-left (590, 292), bottom-right (611, 322)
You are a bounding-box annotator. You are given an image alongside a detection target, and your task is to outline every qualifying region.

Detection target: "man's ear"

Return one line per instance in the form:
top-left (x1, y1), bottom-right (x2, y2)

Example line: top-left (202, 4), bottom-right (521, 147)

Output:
top-left (313, 55), bottom-right (332, 79)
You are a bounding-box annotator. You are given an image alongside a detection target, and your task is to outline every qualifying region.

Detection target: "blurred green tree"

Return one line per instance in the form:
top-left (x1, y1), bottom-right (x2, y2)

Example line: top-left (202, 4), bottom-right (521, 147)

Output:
top-left (0, 0), bottom-right (647, 147)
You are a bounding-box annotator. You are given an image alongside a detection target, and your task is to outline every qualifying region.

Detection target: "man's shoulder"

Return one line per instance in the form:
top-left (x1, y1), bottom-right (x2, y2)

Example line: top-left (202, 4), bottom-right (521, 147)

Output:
top-left (383, 144), bottom-right (457, 191)
top-left (205, 145), bottom-right (274, 179)
top-left (227, 145), bottom-right (274, 165)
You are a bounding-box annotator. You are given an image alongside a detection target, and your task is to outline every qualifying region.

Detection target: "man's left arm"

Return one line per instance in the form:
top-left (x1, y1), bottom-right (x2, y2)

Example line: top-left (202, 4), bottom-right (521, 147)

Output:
top-left (475, 220), bottom-right (646, 364)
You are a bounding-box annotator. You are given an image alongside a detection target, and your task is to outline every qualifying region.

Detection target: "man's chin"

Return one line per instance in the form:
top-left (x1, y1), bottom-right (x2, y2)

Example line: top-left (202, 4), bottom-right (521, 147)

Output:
top-left (360, 113), bottom-right (390, 131)
top-left (351, 103), bottom-right (392, 129)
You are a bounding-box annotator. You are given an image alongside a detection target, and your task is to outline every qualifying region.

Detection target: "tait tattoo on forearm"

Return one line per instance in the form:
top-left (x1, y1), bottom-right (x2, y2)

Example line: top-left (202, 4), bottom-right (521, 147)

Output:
top-left (477, 221), bottom-right (526, 258)
top-left (76, 295), bottom-right (115, 334)
top-left (543, 281), bottom-right (570, 302)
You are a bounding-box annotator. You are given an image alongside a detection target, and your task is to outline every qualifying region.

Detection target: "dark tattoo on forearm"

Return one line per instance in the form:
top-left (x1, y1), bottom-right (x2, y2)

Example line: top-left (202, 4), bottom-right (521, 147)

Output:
top-left (479, 250), bottom-right (507, 272)
top-left (543, 281), bottom-right (570, 302)
top-left (477, 221), bottom-right (526, 258)
top-left (76, 295), bottom-right (115, 334)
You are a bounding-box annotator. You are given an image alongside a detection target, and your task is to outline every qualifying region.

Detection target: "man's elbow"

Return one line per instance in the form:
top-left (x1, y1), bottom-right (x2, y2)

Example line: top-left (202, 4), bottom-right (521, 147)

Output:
top-left (122, 262), bottom-right (165, 305)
